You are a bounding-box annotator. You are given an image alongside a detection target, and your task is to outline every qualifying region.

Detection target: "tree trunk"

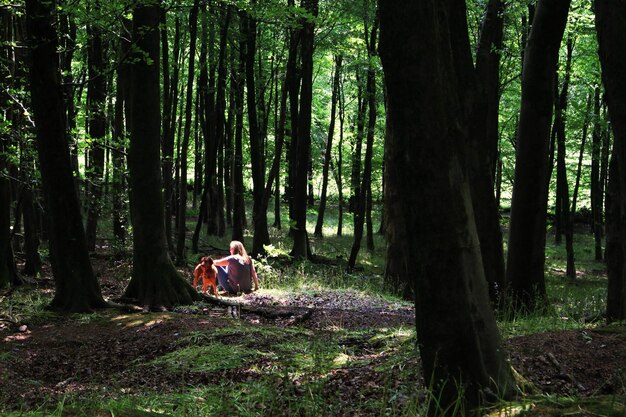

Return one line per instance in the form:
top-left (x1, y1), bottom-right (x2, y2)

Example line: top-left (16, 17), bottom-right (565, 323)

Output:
top-left (213, 7), bottom-right (230, 237)
top-left (596, 0), bottom-right (626, 321)
top-left (336, 72), bottom-right (345, 237)
top-left (590, 86), bottom-right (603, 260)
top-left (123, 3), bottom-right (198, 307)
top-left (112, 18), bottom-right (131, 255)
top-left (0, 127), bottom-right (11, 288)
top-left (349, 70), bottom-right (366, 213)
top-left (241, 7), bottom-right (270, 257)
top-left (175, 0), bottom-right (200, 265)
top-left (505, 0), bottom-right (570, 310)
top-left (85, 22), bottom-right (107, 252)
top-left (232, 30), bottom-right (247, 244)
top-left (26, 0), bottom-right (107, 311)
top-left (163, 12), bottom-right (181, 252)
top-left (348, 9), bottom-right (377, 270)
top-left (379, 1), bottom-right (517, 413)
top-left (467, 0), bottom-right (506, 303)
top-left (554, 36), bottom-right (575, 278)
top-left (314, 55), bottom-right (342, 238)
top-left (291, 0), bottom-right (318, 260)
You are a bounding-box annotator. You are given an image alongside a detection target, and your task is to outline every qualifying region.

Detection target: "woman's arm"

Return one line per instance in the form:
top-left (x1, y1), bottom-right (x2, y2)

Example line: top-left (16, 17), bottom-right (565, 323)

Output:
top-left (213, 256), bottom-right (231, 267)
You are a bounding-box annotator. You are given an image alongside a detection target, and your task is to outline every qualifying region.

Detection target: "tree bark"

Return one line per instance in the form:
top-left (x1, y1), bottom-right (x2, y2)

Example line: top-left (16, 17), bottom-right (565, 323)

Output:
top-left (85, 21), bottom-right (107, 252)
top-left (467, 0), bottom-right (506, 303)
top-left (291, 0), bottom-right (318, 260)
top-left (123, 2), bottom-right (198, 308)
top-left (348, 9), bottom-right (378, 270)
top-left (175, 0), bottom-right (200, 265)
top-left (554, 36), bottom-right (575, 278)
top-left (314, 55), bottom-right (342, 238)
top-left (26, 0), bottom-right (107, 311)
top-left (163, 12), bottom-right (182, 251)
top-left (596, 0), bottom-right (626, 321)
top-left (590, 86), bottom-right (603, 260)
top-left (112, 18), bottom-right (131, 255)
top-left (241, 7), bottom-right (270, 257)
top-left (505, 0), bottom-right (570, 310)
top-left (379, 0), bottom-right (517, 412)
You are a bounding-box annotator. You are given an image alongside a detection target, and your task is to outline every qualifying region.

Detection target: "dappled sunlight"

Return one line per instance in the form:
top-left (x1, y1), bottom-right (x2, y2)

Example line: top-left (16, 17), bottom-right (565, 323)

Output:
top-left (110, 313), bottom-right (174, 328)
top-left (3, 331), bottom-right (32, 342)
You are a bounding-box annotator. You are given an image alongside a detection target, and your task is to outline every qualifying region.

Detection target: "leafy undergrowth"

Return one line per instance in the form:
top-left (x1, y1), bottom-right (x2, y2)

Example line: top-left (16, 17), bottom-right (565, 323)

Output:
top-left (1, 252), bottom-right (625, 416)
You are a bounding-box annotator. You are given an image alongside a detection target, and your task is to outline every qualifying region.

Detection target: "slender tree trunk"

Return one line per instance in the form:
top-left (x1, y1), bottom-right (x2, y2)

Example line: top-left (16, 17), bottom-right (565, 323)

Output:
top-left (261, 41), bottom-right (292, 236)
top-left (348, 9), bottom-right (378, 270)
top-left (175, 0), bottom-right (200, 265)
top-left (379, 1), bottom-right (517, 413)
top-left (349, 70), bottom-right (366, 213)
top-left (232, 30), bottom-right (247, 243)
top-left (112, 20), bottom-right (130, 256)
top-left (596, 0), bottom-right (626, 321)
top-left (554, 36), bottom-right (575, 278)
top-left (123, 3), bottom-right (198, 307)
top-left (240, 7), bottom-right (270, 257)
top-left (214, 7), bottom-right (230, 237)
top-left (336, 72), bottom-right (345, 237)
top-left (85, 22), bottom-right (107, 252)
top-left (26, 0), bottom-right (107, 311)
top-left (225, 47), bottom-right (235, 227)
top-left (314, 55), bottom-right (342, 237)
top-left (505, 0), bottom-right (570, 310)
top-left (590, 86), bottom-right (603, 260)
top-left (570, 94), bottom-right (591, 243)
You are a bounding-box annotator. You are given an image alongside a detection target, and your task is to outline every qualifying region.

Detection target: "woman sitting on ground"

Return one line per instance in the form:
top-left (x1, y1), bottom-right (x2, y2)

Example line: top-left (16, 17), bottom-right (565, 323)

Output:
top-left (213, 240), bottom-right (260, 294)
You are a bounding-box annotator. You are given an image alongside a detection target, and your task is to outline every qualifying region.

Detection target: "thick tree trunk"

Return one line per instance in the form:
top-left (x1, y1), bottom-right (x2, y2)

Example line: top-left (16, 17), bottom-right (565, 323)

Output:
top-left (379, 0), bottom-right (517, 413)
top-left (21, 184), bottom-right (42, 276)
top-left (286, 7), bottom-right (301, 230)
top-left (596, 0), bottom-right (626, 321)
top-left (506, 0), bottom-right (570, 310)
top-left (314, 55), bottom-right (342, 238)
top-left (123, 3), bottom-right (198, 308)
top-left (26, 0), bottom-right (107, 311)
top-left (467, 0), bottom-right (506, 303)
top-left (291, 0), bottom-right (318, 260)
top-left (0, 135), bottom-right (11, 288)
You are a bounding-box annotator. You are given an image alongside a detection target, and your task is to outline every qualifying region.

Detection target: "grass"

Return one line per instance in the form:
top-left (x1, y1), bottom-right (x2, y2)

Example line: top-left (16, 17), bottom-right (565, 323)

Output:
top-left (2, 202), bottom-right (622, 416)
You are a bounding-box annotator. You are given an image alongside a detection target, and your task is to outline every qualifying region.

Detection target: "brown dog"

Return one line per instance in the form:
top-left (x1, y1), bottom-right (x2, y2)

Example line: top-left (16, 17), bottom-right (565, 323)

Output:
top-left (193, 256), bottom-right (219, 298)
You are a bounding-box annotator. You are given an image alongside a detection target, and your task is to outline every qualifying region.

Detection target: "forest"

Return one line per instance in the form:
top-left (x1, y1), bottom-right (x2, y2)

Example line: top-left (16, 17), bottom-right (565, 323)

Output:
top-left (1, 0), bottom-right (626, 415)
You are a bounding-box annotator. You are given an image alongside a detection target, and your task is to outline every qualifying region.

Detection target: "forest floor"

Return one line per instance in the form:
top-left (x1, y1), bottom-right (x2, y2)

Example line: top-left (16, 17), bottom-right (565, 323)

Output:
top-left (1, 255), bottom-right (626, 416)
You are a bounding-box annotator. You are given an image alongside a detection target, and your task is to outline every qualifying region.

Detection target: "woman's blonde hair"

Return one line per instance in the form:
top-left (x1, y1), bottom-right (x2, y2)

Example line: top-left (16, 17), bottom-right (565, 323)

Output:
top-left (230, 240), bottom-right (250, 263)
